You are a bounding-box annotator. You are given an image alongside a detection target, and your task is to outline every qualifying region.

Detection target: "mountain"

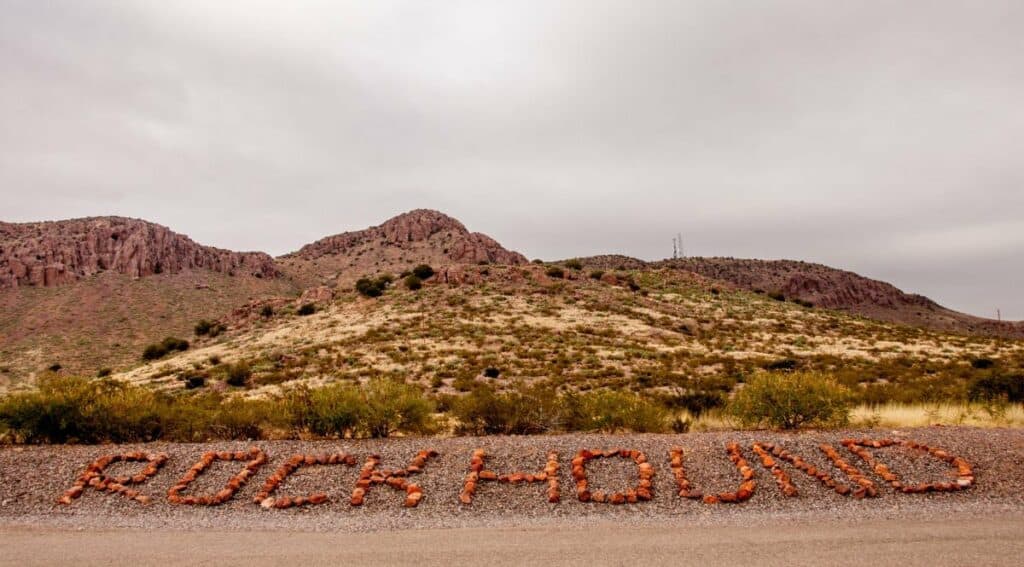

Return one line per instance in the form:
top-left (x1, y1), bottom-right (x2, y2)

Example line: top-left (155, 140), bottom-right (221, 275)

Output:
top-left (0, 218), bottom-right (294, 385)
top-left (1, 209), bottom-right (1020, 389)
top-left (277, 209), bottom-right (527, 288)
top-left (567, 256), bottom-right (1022, 339)
top-left (0, 217), bottom-right (278, 288)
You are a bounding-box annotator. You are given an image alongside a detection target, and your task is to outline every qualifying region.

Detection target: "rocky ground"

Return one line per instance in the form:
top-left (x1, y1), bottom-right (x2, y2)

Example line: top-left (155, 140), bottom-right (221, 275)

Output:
top-left (1, 427), bottom-right (1021, 533)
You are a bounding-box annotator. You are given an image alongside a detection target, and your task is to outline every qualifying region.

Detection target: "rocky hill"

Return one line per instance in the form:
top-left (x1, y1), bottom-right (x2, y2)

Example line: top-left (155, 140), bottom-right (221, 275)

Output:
top-left (277, 209), bottom-right (527, 288)
top-left (658, 257), bottom-right (1023, 339)
top-left (0, 217), bottom-right (279, 289)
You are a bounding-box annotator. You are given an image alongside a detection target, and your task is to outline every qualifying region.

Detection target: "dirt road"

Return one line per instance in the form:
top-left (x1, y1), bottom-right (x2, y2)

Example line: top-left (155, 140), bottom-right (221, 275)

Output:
top-left (3, 517), bottom-right (1023, 566)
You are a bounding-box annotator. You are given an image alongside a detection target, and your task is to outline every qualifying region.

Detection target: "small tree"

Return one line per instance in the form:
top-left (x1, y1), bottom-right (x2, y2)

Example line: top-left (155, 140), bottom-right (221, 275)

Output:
top-left (727, 372), bottom-right (851, 430)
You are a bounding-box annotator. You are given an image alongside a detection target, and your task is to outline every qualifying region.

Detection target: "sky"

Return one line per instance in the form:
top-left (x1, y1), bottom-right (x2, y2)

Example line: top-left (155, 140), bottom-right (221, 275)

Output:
top-left (1, 1), bottom-right (1022, 319)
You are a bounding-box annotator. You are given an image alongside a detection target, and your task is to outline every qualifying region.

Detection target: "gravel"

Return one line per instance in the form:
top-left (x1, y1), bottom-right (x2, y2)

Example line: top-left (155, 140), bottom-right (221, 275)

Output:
top-left (1, 427), bottom-right (1021, 532)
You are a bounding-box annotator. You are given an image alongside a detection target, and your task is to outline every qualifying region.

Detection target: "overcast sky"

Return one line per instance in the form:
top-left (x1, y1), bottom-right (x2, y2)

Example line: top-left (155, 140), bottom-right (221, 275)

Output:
top-left (2, 1), bottom-right (1022, 319)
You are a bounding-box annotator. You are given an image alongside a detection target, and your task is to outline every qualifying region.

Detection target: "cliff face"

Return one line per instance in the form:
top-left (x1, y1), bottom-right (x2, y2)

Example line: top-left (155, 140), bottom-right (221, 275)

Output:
top-left (0, 217), bottom-right (280, 288)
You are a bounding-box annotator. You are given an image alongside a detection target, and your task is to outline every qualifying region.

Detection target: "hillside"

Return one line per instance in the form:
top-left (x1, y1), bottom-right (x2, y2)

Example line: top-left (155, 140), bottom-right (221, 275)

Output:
top-left (0, 218), bottom-right (296, 384)
top-left (568, 256), bottom-right (1023, 339)
top-left (119, 264), bottom-right (1023, 411)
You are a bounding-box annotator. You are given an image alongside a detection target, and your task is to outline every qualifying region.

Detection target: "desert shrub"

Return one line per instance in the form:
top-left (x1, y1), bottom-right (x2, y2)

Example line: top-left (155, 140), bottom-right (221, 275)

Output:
top-left (194, 319), bottom-right (215, 336)
top-left (163, 337), bottom-right (190, 351)
top-left (208, 355), bottom-right (221, 365)
top-left (793, 299), bottom-right (815, 308)
top-left (545, 266), bottom-right (565, 279)
top-left (560, 390), bottom-right (669, 433)
top-left (184, 375), bottom-right (206, 389)
top-left (47, 363), bottom-right (62, 372)
top-left (727, 371), bottom-right (851, 430)
top-left (968, 374), bottom-right (1024, 403)
top-left (0, 376), bottom-right (168, 443)
top-left (564, 258), bottom-right (583, 270)
top-left (483, 367), bottom-right (501, 378)
top-left (96, 368), bottom-right (112, 378)
top-left (223, 363), bottom-right (252, 387)
top-left (404, 275), bottom-right (423, 291)
top-left (412, 264), bottom-right (435, 280)
top-left (971, 358), bottom-right (996, 370)
top-left (297, 303), bottom-right (316, 316)
top-left (625, 276), bottom-right (641, 292)
top-left (661, 391), bottom-right (725, 417)
top-left (451, 383), bottom-right (560, 435)
top-left (767, 291), bottom-right (786, 302)
top-left (260, 305), bottom-right (275, 318)
top-left (143, 337), bottom-right (189, 361)
top-left (141, 344), bottom-right (166, 361)
top-left (284, 383), bottom-right (361, 437)
top-left (357, 378), bottom-right (436, 438)
top-left (764, 358), bottom-right (799, 372)
top-left (589, 270), bottom-right (605, 280)
top-left (355, 277), bottom-right (387, 298)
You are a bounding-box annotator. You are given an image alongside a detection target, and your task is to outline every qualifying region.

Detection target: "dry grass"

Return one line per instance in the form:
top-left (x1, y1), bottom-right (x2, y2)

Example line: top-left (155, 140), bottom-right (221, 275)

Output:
top-left (850, 403), bottom-right (1024, 428)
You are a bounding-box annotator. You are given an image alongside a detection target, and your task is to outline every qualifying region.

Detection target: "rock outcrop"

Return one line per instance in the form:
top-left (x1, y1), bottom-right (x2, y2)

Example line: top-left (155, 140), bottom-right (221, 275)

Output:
top-left (284, 209), bottom-right (527, 266)
top-left (0, 217), bottom-right (279, 288)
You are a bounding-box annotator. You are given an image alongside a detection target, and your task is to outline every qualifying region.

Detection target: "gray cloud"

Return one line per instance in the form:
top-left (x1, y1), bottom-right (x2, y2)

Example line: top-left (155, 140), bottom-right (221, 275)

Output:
top-left (1, 0), bottom-right (1022, 318)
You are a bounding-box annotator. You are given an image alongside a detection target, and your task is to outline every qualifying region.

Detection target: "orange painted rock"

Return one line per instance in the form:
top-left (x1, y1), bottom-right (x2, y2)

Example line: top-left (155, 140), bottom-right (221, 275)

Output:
top-left (309, 493), bottom-right (328, 505)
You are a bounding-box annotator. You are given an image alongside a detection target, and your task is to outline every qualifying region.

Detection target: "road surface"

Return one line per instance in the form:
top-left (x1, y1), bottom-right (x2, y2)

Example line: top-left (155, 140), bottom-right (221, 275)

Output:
top-left (3, 517), bottom-right (1022, 566)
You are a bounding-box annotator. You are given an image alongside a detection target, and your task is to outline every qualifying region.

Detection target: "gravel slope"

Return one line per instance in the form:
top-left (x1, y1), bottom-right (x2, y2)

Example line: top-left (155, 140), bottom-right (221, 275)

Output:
top-left (1, 427), bottom-right (1021, 532)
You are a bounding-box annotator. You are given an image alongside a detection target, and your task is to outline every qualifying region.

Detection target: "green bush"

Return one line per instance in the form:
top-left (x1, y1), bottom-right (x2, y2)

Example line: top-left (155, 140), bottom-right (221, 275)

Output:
top-left (545, 266), bottom-right (565, 279)
top-left (412, 264), bottom-right (435, 280)
top-left (355, 277), bottom-right (388, 298)
top-left (358, 378), bottom-right (436, 438)
top-left (561, 390), bottom-right (669, 433)
top-left (284, 383), bottom-right (361, 437)
top-left (0, 376), bottom-right (168, 443)
top-left (971, 358), bottom-right (996, 370)
top-left (404, 275), bottom-right (423, 291)
top-left (142, 337), bottom-right (189, 361)
top-left (451, 383), bottom-right (560, 435)
top-left (223, 362), bottom-right (252, 387)
top-left (142, 344), bottom-right (166, 361)
top-left (589, 270), bottom-right (605, 280)
top-left (564, 259), bottom-right (583, 270)
top-left (727, 371), bottom-right (851, 429)
top-left (194, 320), bottom-right (215, 336)
top-left (968, 374), bottom-right (1024, 403)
